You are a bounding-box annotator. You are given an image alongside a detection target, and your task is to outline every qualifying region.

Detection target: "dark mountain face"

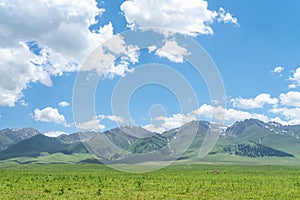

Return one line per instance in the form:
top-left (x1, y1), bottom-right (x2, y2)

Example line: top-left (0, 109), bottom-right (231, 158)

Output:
top-left (225, 119), bottom-right (265, 136)
top-left (224, 118), bottom-right (300, 140)
top-left (104, 126), bottom-right (155, 150)
top-left (0, 128), bottom-right (40, 151)
top-left (78, 126), bottom-right (164, 161)
top-left (281, 125), bottom-right (300, 138)
top-left (58, 131), bottom-right (99, 143)
top-left (219, 119), bottom-right (300, 158)
top-left (0, 134), bottom-right (88, 160)
top-left (162, 121), bottom-right (209, 140)
top-left (59, 126), bottom-right (157, 149)
top-left (223, 143), bottom-right (294, 158)
top-left (127, 134), bottom-right (167, 154)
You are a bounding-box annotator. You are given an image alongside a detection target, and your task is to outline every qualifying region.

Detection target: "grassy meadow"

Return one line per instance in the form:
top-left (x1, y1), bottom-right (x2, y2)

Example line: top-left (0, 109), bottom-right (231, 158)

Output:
top-left (0, 163), bottom-right (299, 199)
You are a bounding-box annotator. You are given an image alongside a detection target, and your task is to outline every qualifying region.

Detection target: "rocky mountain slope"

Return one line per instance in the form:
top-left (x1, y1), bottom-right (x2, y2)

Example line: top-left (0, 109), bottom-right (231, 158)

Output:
top-left (0, 119), bottom-right (299, 164)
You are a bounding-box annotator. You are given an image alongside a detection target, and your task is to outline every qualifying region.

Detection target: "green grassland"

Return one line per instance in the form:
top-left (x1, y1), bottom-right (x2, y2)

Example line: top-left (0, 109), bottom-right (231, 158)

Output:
top-left (0, 164), bottom-right (299, 199)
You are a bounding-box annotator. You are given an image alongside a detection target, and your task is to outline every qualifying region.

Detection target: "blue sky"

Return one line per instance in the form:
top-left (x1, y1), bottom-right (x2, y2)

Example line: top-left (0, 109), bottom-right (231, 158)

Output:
top-left (0, 0), bottom-right (300, 136)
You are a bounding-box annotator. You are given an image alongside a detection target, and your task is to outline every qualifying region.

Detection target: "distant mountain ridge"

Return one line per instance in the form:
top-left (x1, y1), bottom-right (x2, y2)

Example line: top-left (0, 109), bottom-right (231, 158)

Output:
top-left (226, 118), bottom-right (300, 139)
top-left (0, 128), bottom-right (40, 151)
top-left (0, 134), bottom-right (89, 160)
top-left (0, 119), bottom-right (299, 164)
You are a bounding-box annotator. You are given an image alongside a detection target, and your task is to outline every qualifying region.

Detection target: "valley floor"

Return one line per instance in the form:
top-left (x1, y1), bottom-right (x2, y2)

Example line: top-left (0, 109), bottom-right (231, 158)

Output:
top-left (0, 164), bottom-right (299, 199)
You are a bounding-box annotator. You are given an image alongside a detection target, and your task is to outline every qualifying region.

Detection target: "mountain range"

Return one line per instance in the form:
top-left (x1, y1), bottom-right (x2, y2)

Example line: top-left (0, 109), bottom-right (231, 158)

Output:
top-left (0, 119), bottom-right (299, 165)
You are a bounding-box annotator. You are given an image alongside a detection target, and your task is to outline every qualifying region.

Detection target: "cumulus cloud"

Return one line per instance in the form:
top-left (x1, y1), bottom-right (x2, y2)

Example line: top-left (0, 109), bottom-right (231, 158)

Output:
top-left (273, 66), bottom-right (284, 73)
top-left (270, 117), bottom-right (289, 126)
top-left (148, 45), bottom-right (157, 53)
top-left (224, 108), bottom-right (269, 123)
top-left (44, 131), bottom-right (68, 138)
top-left (155, 40), bottom-right (190, 63)
top-left (279, 91), bottom-right (300, 107)
top-left (289, 84), bottom-right (297, 89)
top-left (218, 8), bottom-right (239, 26)
top-left (32, 107), bottom-right (67, 126)
top-left (81, 35), bottom-right (138, 79)
top-left (105, 115), bottom-right (125, 124)
top-left (231, 93), bottom-right (278, 109)
top-left (143, 124), bottom-right (167, 133)
top-left (0, 0), bottom-right (114, 107)
top-left (268, 91), bottom-right (300, 124)
top-left (76, 114), bottom-right (125, 131)
top-left (193, 104), bottom-right (269, 124)
top-left (0, 0), bottom-right (239, 107)
top-left (269, 107), bottom-right (300, 125)
top-left (289, 67), bottom-right (300, 88)
top-left (58, 101), bottom-right (69, 107)
top-left (19, 100), bottom-right (29, 107)
top-left (145, 104), bottom-right (269, 133)
top-left (76, 118), bottom-right (105, 131)
top-left (155, 113), bottom-right (198, 131)
top-left (0, 46), bottom-right (52, 107)
top-left (120, 0), bottom-right (238, 36)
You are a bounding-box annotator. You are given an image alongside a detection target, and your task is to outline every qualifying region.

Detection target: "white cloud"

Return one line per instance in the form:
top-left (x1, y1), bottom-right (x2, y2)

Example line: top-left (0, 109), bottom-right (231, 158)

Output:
top-left (0, 0), bottom-right (114, 107)
top-left (32, 107), bottom-right (67, 125)
top-left (105, 115), bottom-right (125, 124)
top-left (120, 0), bottom-right (237, 36)
top-left (273, 66), bottom-right (284, 73)
top-left (58, 101), bottom-right (69, 107)
top-left (155, 40), bottom-right (190, 63)
top-left (19, 100), bottom-right (29, 107)
top-left (44, 131), bottom-right (68, 138)
top-left (218, 8), bottom-right (239, 26)
top-left (270, 117), bottom-right (289, 126)
top-left (0, 46), bottom-right (52, 107)
top-left (81, 35), bottom-right (139, 79)
top-left (148, 45), bottom-right (157, 53)
top-left (76, 118), bottom-right (105, 131)
top-left (145, 104), bottom-right (270, 132)
top-left (279, 91), bottom-right (300, 107)
top-left (76, 114), bottom-right (125, 131)
top-left (104, 62), bottom-right (135, 79)
top-left (224, 108), bottom-right (269, 124)
top-left (98, 114), bottom-right (125, 124)
top-left (193, 104), bottom-right (269, 124)
top-left (289, 67), bottom-right (300, 88)
top-left (143, 124), bottom-right (166, 133)
top-left (155, 113), bottom-right (198, 131)
top-left (231, 93), bottom-right (278, 109)
top-left (269, 107), bottom-right (300, 125)
top-left (289, 84), bottom-right (297, 89)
